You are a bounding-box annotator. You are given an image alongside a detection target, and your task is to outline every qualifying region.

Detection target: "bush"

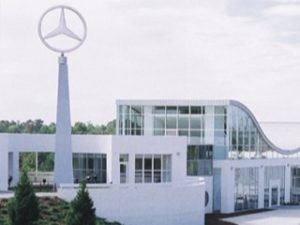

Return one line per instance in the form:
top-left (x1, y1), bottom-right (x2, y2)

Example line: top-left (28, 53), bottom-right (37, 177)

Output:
top-left (66, 182), bottom-right (96, 225)
top-left (7, 171), bottom-right (39, 225)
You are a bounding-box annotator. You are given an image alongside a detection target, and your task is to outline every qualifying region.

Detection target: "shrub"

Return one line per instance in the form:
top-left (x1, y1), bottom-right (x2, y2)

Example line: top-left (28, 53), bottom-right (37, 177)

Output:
top-left (66, 182), bottom-right (96, 225)
top-left (7, 171), bottom-right (39, 225)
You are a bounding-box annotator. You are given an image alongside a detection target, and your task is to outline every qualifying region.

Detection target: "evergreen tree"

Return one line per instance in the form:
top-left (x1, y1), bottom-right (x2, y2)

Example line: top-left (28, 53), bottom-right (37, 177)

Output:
top-left (66, 182), bottom-right (96, 225)
top-left (7, 171), bottom-right (39, 225)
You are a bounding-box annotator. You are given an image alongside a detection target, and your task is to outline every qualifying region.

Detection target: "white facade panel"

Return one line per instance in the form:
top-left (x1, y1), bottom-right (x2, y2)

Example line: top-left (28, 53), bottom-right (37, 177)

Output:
top-left (58, 181), bottom-right (205, 225)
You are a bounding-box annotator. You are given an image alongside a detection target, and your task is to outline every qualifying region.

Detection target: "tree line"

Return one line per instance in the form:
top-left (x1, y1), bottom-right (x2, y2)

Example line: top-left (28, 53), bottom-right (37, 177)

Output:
top-left (0, 119), bottom-right (116, 135)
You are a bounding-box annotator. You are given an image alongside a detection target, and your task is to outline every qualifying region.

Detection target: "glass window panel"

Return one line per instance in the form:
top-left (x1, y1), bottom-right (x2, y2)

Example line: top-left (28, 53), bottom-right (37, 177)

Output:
top-left (178, 130), bottom-right (188, 136)
top-left (135, 171), bottom-right (142, 183)
top-left (190, 130), bottom-right (201, 137)
top-left (166, 117), bottom-right (176, 129)
top-left (179, 106), bottom-right (189, 114)
top-left (135, 156), bottom-right (143, 170)
top-left (190, 117), bottom-right (201, 129)
top-left (215, 116), bottom-right (225, 130)
top-left (38, 152), bottom-right (54, 172)
top-left (215, 106), bottom-right (226, 114)
top-left (144, 156), bottom-right (152, 170)
top-left (154, 130), bottom-right (165, 136)
top-left (154, 106), bottom-right (165, 114)
top-left (154, 171), bottom-right (161, 183)
top-left (163, 155), bottom-right (172, 170)
top-left (178, 117), bottom-right (189, 129)
top-left (191, 106), bottom-right (202, 114)
top-left (144, 171), bottom-right (152, 183)
top-left (19, 152), bottom-right (36, 172)
top-left (163, 171), bottom-right (171, 182)
top-left (154, 156), bottom-right (161, 170)
top-left (166, 106), bottom-right (177, 114)
top-left (131, 105), bottom-right (142, 114)
top-left (154, 117), bottom-right (165, 129)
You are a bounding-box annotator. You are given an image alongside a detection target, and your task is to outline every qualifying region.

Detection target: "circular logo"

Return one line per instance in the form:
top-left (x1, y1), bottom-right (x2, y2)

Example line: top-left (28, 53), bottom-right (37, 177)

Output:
top-left (38, 5), bottom-right (87, 54)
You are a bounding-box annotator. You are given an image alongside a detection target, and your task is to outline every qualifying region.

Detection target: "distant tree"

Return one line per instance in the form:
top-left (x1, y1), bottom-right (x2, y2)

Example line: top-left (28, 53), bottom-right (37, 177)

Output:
top-left (0, 119), bottom-right (115, 135)
top-left (105, 120), bottom-right (116, 134)
top-left (72, 122), bottom-right (88, 134)
top-left (66, 182), bottom-right (96, 225)
top-left (7, 171), bottom-right (39, 225)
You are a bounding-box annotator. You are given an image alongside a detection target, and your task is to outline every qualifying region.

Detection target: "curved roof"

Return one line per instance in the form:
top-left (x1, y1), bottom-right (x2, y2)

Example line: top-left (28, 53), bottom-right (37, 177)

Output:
top-left (259, 122), bottom-right (300, 150)
top-left (230, 100), bottom-right (300, 155)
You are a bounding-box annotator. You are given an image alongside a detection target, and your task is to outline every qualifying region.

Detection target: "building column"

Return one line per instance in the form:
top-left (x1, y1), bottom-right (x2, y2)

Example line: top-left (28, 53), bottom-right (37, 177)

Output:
top-left (258, 165), bottom-right (264, 208)
top-left (221, 165), bottom-right (235, 213)
top-left (128, 153), bottom-right (135, 184)
top-left (54, 55), bottom-right (73, 185)
top-left (12, 152), bottom-right (19, 187)
top-left (143, 106), bottom-right (153, 136)
top-left (0, 148), bottom-right (8, 191)
top-left (285, 164), bottom-right (291, 203)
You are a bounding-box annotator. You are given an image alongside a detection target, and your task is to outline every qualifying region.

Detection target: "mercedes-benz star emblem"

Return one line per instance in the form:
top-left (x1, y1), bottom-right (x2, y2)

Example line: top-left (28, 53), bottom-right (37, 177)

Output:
top-left (38, 5), bottom-right (87, 54)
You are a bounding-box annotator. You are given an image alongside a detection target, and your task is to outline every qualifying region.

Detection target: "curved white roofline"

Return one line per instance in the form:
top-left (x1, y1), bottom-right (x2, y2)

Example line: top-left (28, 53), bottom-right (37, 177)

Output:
top-left (229, 100), bottom-right (300, 155)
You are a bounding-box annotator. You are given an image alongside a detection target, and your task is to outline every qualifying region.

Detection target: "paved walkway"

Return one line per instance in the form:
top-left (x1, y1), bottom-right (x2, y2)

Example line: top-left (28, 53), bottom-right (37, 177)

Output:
top-left (0, 192), bottom-right (58, 199)
top-left (223, 207), bottom-right (300, 225)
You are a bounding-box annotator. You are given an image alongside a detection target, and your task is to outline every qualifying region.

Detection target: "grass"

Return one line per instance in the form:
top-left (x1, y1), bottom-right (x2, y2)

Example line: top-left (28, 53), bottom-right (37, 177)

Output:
top-left (0, 197), bottom-right (121, 225)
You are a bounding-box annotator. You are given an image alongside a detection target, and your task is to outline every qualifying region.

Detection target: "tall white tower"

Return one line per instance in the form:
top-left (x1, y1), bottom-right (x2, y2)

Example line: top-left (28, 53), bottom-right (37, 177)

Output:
top-left (38, 5), bottom-right (87, 185)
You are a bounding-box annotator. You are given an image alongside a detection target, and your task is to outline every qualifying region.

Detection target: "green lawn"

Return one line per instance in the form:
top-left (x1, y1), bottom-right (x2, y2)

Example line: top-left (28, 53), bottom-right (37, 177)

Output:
top-left (0, 197), bottom-right (120, 225)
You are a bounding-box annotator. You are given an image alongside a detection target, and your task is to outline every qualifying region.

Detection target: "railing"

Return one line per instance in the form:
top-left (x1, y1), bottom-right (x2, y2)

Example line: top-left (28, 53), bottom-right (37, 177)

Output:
top-left (27, 171), bottom-right (54, 184)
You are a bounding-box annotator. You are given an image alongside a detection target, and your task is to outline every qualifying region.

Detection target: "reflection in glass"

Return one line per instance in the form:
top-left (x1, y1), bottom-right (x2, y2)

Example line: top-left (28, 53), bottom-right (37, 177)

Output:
top-left (235, 167), bottom-right (258, 211)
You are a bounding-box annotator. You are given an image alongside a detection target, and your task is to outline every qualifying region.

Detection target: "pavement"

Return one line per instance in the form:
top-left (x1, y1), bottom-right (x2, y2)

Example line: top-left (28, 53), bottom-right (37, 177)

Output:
top-left (0, 192), bottom-right (58, 199)
top-left (223, 207), bottom-right (300, 225)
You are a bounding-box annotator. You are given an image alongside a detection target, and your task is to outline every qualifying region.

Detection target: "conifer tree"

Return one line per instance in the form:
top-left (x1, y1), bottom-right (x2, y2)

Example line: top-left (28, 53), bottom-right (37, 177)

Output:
top-left (7, 171), bottom-right (39, 225)
top-left (66, 182), bottom-right (96, 225)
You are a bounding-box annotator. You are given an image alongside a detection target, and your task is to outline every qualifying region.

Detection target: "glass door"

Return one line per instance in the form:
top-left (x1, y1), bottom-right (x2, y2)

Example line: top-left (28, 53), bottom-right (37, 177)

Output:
top-left (119, 154), bottom-right (129, 184)
top-left (271, 187), bottom-right (279, 206)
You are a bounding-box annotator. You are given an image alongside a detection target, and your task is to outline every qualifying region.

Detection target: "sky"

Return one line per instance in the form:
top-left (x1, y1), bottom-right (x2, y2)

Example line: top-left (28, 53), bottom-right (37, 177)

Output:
top-left (1, 0), bottom-right (300, 124)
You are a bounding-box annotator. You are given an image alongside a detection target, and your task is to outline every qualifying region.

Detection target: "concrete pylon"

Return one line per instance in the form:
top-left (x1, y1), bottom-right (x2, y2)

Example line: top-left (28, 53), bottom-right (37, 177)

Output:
top-left (54, 55), bottom-right (73, 185)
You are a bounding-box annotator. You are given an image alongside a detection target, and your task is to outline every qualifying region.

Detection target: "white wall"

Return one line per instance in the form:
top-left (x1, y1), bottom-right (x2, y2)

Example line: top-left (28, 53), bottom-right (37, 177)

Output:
top-left (203, 177), bottom-right (213, 213)
top-left (111, 136), bottom-right (187, 185)
top-left (59, 181), bottom-right (205, 225)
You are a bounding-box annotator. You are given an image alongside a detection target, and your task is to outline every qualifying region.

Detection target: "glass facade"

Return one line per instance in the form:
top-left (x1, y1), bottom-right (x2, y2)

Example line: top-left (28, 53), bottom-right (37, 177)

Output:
top-left (135, 154), bottom-right (172, 183)
top-left (234, 167), bottom-right (258, 211)
top-left (118, 103), bottom-right (300, 160)
top-left (187, 145), bottom-right (213, 176)
top-left (118, 105), bottom-right (144, 135)
top-left (73, 153), bottom-right (107, 183)
top-left (264, 166), bottom-right (285, 207)
top-left (228, 106), bottom-right (300, 159)
top-left (118, 104), bottom-right (227, 175)
top-left (291, 167), bottom-right (300, 203)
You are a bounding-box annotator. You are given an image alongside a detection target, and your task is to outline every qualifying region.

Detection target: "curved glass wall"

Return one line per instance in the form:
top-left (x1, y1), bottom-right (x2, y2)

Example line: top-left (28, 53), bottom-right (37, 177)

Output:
top-left (229, 105), bottom-right (300, 159)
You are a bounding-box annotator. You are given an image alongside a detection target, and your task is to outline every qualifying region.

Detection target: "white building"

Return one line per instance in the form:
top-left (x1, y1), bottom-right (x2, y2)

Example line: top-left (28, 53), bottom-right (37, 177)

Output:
top-left (1, 99), bottom-right (300, 224)
top-left (116, 100), bottom-right (300, 213)
top-left (0, 134), bottom-right (204, 225)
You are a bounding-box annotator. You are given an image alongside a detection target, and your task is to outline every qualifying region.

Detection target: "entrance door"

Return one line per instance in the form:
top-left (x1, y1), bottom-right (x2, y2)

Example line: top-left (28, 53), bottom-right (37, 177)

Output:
top-left (271, 187), bottom-right (279, 206)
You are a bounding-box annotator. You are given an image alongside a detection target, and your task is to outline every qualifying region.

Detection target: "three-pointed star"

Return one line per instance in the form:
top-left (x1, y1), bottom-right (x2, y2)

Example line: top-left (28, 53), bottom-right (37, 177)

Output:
top-left (44, 8), bottom-right (82, 41)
